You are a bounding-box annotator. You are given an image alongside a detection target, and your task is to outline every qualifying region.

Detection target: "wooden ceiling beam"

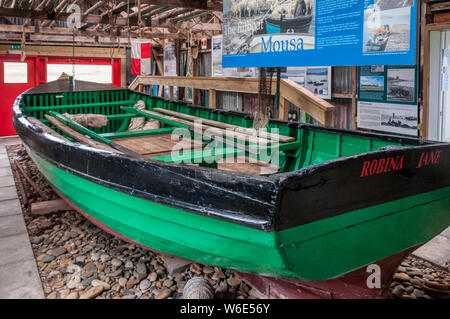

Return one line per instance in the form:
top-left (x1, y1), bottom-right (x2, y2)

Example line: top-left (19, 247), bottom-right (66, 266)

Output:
top-left (139, 0), bottom-right (221, 11)
top-left (143, 5), bottom-right (171, 18)
top-left (430, 2), bottom-right (450, 11)
top-left (0, 31), bottom-right (181, 43)
top-left (0, 23), bottom-right (186, 39)
top-left (152, 8), bottom-right (190, 22)
top-left (0, 7), bottom-right (222, 30)
top-left (128, 4), bottom-right (157, 17)
top-left (54, 0), bottom-right (71, 12)
top-left (83, 1), bottom-right (106, 17)
top-left (100, 1), bottom-right (130, 17)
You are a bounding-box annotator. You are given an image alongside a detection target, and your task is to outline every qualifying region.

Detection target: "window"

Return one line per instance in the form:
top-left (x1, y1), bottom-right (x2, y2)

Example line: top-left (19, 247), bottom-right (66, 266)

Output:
top-left (4, 62), bottom-right (28, 83)
top-left (46, 64), bottom-right (112, 84)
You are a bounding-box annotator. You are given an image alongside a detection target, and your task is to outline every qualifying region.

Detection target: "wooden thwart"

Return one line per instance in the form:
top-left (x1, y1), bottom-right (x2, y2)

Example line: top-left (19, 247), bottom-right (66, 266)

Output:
top-left (31, 199), bottom-right (72, 216)
top-left (153, 107), bottom-right (295, 143)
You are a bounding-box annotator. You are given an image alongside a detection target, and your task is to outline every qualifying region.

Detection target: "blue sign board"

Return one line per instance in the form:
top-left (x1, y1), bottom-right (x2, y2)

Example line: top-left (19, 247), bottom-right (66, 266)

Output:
top-left (222, 0), bottom-right (417, 68)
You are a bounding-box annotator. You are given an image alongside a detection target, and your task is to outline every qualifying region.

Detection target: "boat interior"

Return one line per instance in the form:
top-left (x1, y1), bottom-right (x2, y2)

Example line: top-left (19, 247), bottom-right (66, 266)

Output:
top-left (19, 88), bottom-right (418, 176)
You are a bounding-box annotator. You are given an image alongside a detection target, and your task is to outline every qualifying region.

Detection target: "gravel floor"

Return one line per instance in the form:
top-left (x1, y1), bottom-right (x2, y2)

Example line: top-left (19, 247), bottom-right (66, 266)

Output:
top-left (5, 144), bottom-right (450, 299)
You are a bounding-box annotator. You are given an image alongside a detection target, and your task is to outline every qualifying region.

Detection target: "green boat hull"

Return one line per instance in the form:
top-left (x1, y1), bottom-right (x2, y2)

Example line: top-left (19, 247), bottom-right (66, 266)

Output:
top-left (28, 147), bottom-right (450, 280)
top-left (12, 80), bottom-right (450, 282)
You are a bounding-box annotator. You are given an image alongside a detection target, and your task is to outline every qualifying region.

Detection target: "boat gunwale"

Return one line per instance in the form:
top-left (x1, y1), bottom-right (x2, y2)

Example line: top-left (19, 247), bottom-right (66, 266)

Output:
top-left (12, 85), bottom-right (450, 232)
top-left (15, 87), bottom-right (436, 181)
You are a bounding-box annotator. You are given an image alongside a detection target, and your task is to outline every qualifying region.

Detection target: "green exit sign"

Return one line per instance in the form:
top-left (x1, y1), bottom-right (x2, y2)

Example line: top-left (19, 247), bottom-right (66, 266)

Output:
top-left (11, 44), bottom-right (21, 49)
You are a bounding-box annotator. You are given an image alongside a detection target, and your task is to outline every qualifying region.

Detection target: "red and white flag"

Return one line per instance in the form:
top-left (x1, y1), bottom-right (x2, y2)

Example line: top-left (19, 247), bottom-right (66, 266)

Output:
top-left (131, 41), bottom-right (151, 75)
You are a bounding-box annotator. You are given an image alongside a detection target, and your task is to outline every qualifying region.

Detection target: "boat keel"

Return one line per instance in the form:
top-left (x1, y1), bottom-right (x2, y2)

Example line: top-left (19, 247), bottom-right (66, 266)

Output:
top-left (239, 246), bottom-right (418, 299)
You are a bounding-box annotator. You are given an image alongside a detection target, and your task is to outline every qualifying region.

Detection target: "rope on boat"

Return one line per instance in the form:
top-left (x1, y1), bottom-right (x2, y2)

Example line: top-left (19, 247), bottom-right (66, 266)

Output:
top-left (62, 113), bottom-right (108, 128)
top-left (127, 100), bottom-right (161, 131)
top-left (253, 67), bottom-right (274, 131)
top-left (20, 23), bottom-right (26, 61)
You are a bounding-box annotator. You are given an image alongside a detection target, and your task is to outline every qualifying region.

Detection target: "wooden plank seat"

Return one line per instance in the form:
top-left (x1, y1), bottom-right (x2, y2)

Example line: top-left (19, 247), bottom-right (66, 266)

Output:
top-left (114, 134), bottom-right (204, 157)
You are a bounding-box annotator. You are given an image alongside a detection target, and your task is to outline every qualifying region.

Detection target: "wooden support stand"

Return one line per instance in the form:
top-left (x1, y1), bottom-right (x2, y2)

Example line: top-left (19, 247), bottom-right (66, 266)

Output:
top-left (209, 89), bottom-right (216, 109)
top-left (30, 199), bottom-right (71, 216)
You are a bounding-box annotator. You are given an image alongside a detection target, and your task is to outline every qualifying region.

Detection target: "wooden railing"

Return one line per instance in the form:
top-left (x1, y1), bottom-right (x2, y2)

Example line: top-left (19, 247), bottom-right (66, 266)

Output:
top-left (129, 75), bottom-right (335, 127)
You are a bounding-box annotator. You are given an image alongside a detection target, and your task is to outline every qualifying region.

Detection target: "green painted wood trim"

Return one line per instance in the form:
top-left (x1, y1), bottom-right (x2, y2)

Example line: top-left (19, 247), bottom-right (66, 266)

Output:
top-left (123, 106), bottom-right (191, 129)
top-left (26, 148), bottom-right (450, 280)
top-left (40, 113), bottom-right (137, 125)
top-left (152, 148), bottom-right (245, 164)
top-left (49, 111), bottom-right (112, 145)
top-left (278, 186), bottom-right (450, 279)
top-left (106, 114), bottom-right (138, 120)
top-left (100, 127), bottom-right (175, 139)
top-left (29, 150), bottom-right (291, 278)
top-left (23, 100), bottom-right (138, 112)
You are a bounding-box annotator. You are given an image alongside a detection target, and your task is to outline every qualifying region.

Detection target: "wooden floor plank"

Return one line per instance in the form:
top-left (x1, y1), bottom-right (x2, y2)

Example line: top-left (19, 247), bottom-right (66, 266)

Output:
top-left (114, 134), bottom-right (204, 156)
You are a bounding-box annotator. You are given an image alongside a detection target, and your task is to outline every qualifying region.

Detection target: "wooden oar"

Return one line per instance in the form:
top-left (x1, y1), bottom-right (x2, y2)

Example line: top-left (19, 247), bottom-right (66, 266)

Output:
top-left (123, 106), bottom-right (272, 146)
top-left (46, 112), bottom-right (145, 159)
top-left (45, 114), bottom-right (118, 153)
top-left (123, 107), bottom-right (261, 155)
top-left (153, 107), bottom-right (295, 143)
top-left (28, 117), bottom-right (70, 142)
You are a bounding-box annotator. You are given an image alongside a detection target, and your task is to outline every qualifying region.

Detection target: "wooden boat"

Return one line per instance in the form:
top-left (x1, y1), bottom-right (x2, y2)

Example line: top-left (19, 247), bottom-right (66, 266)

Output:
top-left (12, 79), bottom-right (450, 295)
top-left (365, 34), bottom-right (390, 52)
top-left (265, 15), bottom-right (312, 34)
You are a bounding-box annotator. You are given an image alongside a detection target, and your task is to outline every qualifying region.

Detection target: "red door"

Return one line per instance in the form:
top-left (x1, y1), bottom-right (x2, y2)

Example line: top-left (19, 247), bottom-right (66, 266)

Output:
top-left (0, 55), bottom-right (122, 137)
top-left (0, 56), bottom-right (36, 136)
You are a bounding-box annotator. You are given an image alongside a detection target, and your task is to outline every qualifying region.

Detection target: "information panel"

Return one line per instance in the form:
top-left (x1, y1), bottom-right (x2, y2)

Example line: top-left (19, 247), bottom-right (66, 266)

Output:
top-left (213, 35), bottom-right (332, 99)
top-left (222, 0), bottom-right (417, 68)
top-left (357, 65), bottom-right (418, 136)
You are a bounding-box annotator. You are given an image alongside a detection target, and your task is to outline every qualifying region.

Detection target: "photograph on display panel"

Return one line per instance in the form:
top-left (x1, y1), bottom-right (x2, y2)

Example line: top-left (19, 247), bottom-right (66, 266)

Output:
top-left (223, 0), bottom-right (316, 55)
top-left (363, 6), bottom-right (411, 53)
top-left (387, 68), bottom-right (416, 103)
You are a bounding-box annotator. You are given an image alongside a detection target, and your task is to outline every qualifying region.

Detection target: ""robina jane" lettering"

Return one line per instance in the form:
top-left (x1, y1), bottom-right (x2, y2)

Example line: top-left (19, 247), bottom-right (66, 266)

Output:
top-left (360, 150), bottom-right (443, 177)
top-left (360, 155), bottom-right (404, 177)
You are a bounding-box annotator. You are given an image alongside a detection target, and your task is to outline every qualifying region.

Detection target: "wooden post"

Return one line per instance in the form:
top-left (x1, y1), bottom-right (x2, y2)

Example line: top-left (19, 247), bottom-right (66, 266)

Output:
top-left (193, 54), bottom-right (200, 105)
top-left (421, 2), bottom-right (432, 140)
top-left (120, 57), bottom-right (127, 88)
top-left (209, 89), bottom-right (216, 109)
top-left (351, 66), bottom-right (358, 130)
top-left (279, 97), bottom-right (288, 121)
top-left (176, 39), bottom-right (183, 101)
top-left (324, 110), bottom-right (334, 128)
top-left (169, 86), bottom-right (174, 100)
top-left (13, 159), bottom-right (49, 201)
top-left (31, 199), bottom-right (71, 216)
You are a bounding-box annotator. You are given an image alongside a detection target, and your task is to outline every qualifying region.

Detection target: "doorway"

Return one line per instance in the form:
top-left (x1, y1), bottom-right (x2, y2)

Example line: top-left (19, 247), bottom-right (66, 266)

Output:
top-left (0, 54), bottom-right (122, 137)
top-left (428, 30), bottom-right (450, 141)
top-left (0, 56), bottom-right (37, 136)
